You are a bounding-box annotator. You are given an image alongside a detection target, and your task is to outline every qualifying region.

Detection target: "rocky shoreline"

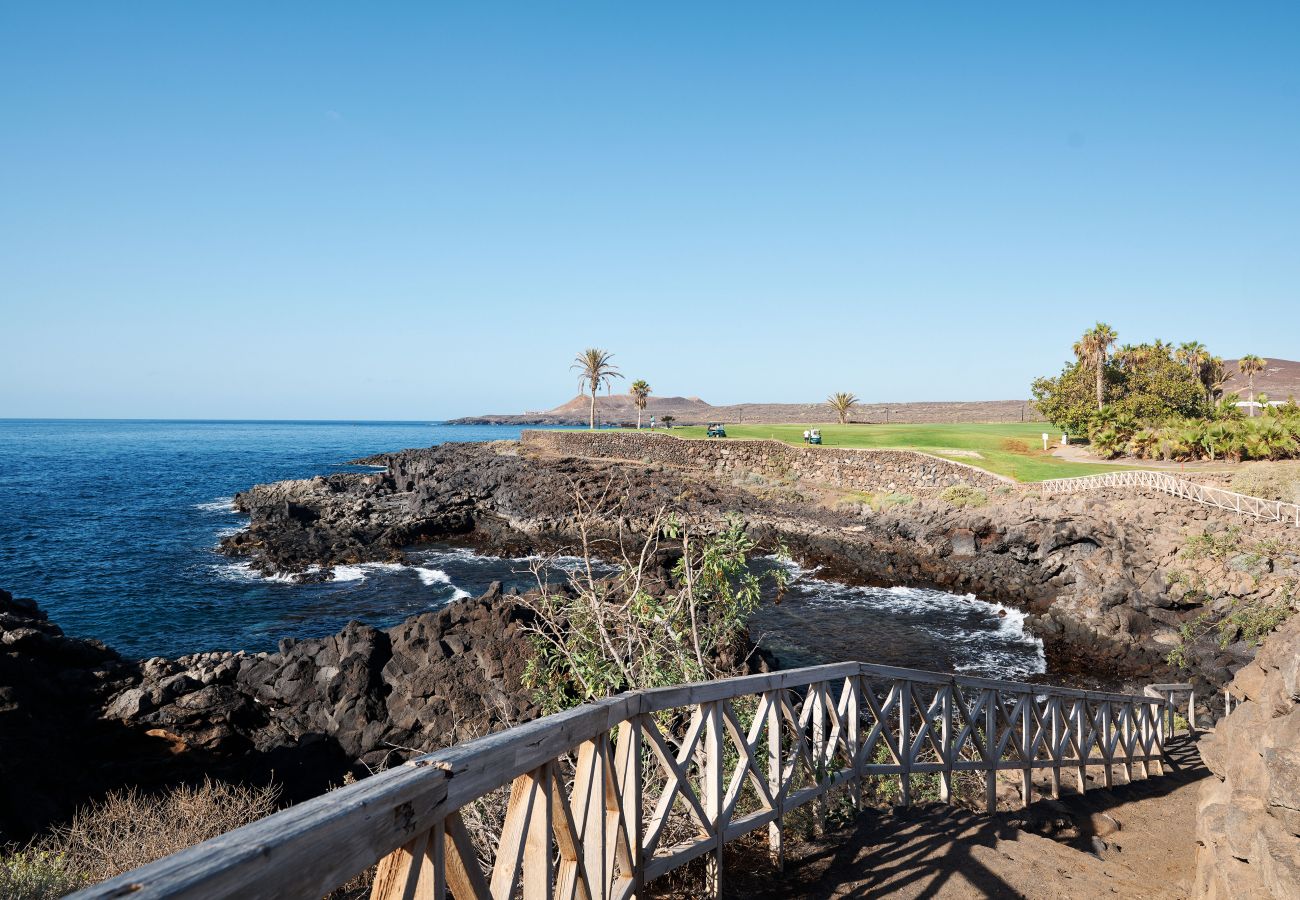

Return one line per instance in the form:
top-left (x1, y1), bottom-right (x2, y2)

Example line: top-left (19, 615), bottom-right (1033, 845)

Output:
top-left (5, 434), bottom-right (1298, 887)
top-left (217, 436), bottom-right (1297, 694)
top-left (0, 583), bottom-right (547, 843)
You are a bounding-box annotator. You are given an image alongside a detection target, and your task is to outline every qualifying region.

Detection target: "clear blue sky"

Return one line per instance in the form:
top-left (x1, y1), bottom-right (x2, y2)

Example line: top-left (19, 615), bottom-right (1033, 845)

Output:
top-left (2, 3), bottom-right (1297, 419)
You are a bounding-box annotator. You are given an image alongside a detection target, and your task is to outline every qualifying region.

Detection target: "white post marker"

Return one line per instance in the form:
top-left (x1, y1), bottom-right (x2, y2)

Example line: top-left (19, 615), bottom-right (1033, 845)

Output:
top-left (1042, 432), bottom-right (1050, 451)
top-left (1062, 432), bottom-right (1069, 446)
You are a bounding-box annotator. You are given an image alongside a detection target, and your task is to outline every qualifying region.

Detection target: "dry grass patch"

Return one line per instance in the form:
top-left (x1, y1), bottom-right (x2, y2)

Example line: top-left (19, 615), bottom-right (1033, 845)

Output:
top-left (1, 779), bottom-right (280, 899)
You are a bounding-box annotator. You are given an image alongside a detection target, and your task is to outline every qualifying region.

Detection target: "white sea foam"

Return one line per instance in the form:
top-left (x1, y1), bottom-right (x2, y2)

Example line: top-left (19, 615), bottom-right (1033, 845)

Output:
top-left (331, 562), bottom-right (407, 582)
top-left (211, 561), bottom-right (302, 584)
top-left (415, 567), bottom-right (451, 586)
top-left (783, 567), bottom-right (1046, 678)
top-left (764, 554), bottom-right (821, 579)
top-left (195, 497), bottom-right (236, 513)
top-left (215, 525), bottom-right (244, 538)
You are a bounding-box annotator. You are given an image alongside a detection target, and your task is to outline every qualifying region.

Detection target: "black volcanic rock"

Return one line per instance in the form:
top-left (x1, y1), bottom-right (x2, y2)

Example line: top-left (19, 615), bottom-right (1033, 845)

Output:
top-left (0, 582), bottom-right (549, 842)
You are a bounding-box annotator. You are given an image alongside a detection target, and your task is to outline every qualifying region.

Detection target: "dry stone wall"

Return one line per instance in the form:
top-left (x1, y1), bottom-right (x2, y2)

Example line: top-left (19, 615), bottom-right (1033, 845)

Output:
top-left (521, 430), bottom-right (1011, 496)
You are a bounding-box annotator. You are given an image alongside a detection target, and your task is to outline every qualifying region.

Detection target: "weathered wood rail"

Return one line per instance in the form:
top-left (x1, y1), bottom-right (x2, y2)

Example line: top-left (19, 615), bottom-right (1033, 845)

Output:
top-left (1145, 681), bottom-right (1198, 736)
top-left (74, 663), bottom-right (1175, 900)
top-left (1036, 469), bottom-right (1300, 526)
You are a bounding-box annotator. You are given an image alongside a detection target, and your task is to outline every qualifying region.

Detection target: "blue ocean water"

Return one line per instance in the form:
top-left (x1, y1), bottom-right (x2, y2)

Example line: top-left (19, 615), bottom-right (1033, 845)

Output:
top-left (0, 420), bottom-right (1045, 676)
top-left (0, 420), bottom-right (559, 658)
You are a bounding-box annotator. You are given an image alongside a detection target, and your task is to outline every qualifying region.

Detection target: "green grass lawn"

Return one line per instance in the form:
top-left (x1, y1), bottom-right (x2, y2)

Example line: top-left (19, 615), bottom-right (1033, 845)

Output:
top-left (655, 422), bottom-right (1142, 482)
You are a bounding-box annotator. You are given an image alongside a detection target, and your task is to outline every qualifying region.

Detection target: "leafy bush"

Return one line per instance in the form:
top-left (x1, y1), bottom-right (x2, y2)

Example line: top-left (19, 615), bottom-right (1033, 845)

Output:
top-left (522, 506), bottom-right (788, 712)
top-left (939, 485), bottom-right (988, 508)
top-left (0, 850), bottom-right (86, 900)
top-left (1168, 593), bottom-right (1294, 669)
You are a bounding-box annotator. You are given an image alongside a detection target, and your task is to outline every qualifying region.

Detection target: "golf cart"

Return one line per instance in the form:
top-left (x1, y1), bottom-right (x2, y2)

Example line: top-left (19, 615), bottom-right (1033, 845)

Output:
top-left (808, 429), bottom-right (822, 445)
top-left (706, 423), bottom-right (727, 438)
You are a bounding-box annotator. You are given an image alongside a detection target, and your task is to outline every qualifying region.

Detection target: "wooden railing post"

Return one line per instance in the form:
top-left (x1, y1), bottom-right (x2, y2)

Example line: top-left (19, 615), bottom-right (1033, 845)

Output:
top-left (1073, 700), bottom-right (1088, 794)
top-left (984, 688), bottom-right (998, 815)
top-left (1120, 703), bottom-right (1136, 782)
top-left (847, 677), bottom-right (863, 810)
top-left (939, 682), bottom-right (953, 804)
top-left (1048, 698), bottom-right (1062, 800)
top-left (812, 681), bottom-right (828, 831)
top-left (704, 701), bottom-right (724, 898)
top-left (1100, 701), bottom-right (1114, 788)
top-left (524, 763), bottom-right (554, 900)
top-left (1019, 693), bottom-right (1032, 808)
top-left (766, 691), bottom-right (784, 871)
top-left (613, 717), bottom-right (643, 899)
top-left (898, 681), bottom-right (912, 807)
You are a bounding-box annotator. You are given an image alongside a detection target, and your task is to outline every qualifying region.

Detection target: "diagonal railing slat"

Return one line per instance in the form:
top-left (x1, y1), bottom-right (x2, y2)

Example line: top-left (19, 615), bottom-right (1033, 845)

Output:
top-left (72, 662), bottom-right (1177, 900)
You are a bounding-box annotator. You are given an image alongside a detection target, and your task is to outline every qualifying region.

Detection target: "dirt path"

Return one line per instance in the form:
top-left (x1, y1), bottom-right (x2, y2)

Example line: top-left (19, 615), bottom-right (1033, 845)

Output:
top-left (729, 738), bottom-right (1207, 900)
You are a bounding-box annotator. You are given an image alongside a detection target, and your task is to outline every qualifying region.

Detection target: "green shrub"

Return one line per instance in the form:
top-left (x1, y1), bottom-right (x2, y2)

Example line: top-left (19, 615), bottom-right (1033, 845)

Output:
top-left (1167, 594), bottom-right (1294, 668)
top-left (876, 492), bottom-right (915, 508)
top-left (939, 485), bottom-right (988, 508)
top-left (522, 511), bottom-right (788, 712)
top-left (0, 850), bottom-right (86, 900)
top-left (1181, 527), bottom-right (1242, 561)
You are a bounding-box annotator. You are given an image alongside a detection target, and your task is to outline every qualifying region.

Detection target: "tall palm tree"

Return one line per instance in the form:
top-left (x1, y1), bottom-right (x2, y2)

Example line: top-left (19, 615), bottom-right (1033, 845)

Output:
top-left (826, 392), bottom-right (859, 425)
top-left (629, 379), bottom-right (652, 429)
top-left (1073, 323), bottom-right (1118, 410)
top-left (1176, 341), bottom-right (1209, 377)
top-left (1239, 354), bottom-right (1266, 417)
top-left (570, 348), bottom-right (623, 430)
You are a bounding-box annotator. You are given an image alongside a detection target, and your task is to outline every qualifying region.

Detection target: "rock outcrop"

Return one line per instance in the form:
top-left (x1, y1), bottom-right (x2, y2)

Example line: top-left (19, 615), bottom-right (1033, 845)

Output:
top-left (107, 584), bottom-right (545, 788)
top-left (0, 584), bottom-right (544, 842)
top-left (1195, 614), bottom-right (1300, 897)
top-left (0, 589), bottom-right (154, 841)
top-left (217, 438), bottom-right (1299, 700)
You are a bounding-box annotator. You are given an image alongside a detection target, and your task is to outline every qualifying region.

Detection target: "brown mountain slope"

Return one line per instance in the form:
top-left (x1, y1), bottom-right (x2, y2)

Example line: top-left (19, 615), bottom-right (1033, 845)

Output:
top-left (1223, 357), bottom-right (1300, 400)
top-left (450, 394), bottom-right (1041, 425)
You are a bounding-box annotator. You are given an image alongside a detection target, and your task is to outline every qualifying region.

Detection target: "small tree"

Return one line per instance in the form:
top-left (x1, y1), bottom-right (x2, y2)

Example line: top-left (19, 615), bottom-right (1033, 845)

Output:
top-left (570, 348), bottom-right (623, 430)
top-left (826, 392), bottom-right (859, 425)
top-left (661, 415), bottom-right (675, 429)
top-left (629, 379), bottom-right (651, 429)
top-left (1239, 355), bottom-right (1266, 417)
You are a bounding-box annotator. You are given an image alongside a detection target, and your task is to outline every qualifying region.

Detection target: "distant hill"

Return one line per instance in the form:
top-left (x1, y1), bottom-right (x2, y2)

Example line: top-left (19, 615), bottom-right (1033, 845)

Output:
top-left (449, 358), bottom-right (1298, 426)
top-left (1223, 358), bottom-right (1300, 401)
top-left (449, 393), bottom-right (1043, 426)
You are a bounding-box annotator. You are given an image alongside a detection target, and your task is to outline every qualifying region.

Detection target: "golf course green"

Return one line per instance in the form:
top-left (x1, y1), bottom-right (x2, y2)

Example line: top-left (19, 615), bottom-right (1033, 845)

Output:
top-left (661, 422), bottom-right (1138, 482)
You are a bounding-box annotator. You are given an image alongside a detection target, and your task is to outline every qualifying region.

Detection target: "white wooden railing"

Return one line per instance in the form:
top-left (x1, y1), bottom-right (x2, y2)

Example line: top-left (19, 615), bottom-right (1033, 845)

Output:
top-left (74, 663), bottom-right (1174, 900)
top-left (1037, 469), bottom-right (1300, 527)
top-left (1145, 682), bottom-right (1198, 736)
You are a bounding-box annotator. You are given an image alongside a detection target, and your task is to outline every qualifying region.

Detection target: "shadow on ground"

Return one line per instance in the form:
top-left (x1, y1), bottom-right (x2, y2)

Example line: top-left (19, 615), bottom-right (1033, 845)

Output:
top-left (726, 735), bottom-right (1208, 900)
